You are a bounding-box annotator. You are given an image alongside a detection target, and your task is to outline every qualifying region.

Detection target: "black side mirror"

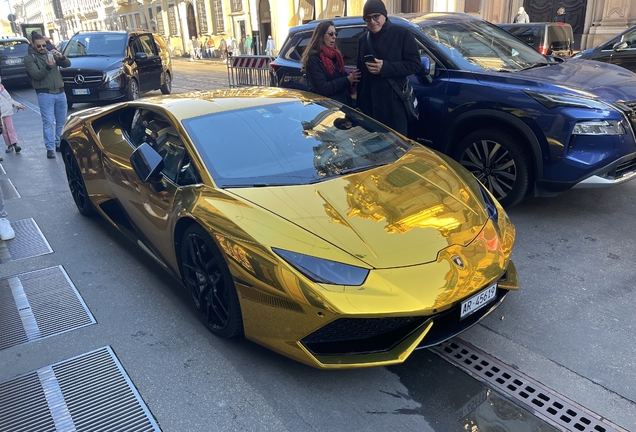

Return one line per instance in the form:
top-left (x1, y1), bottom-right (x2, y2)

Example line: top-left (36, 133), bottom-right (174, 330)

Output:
top-left (130, 143), bottom-right (164, 182)
top-left (613, 41), bottom-right (629, 52)
top-left (418, 57), bottom-right (433, 84)
top-left (135, 51), bottom-right (148, 60)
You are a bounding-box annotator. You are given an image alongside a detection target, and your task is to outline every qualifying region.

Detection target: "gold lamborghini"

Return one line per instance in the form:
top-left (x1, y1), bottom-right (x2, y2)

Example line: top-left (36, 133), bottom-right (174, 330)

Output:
top-left (61, 88), bottom-right (519, 369)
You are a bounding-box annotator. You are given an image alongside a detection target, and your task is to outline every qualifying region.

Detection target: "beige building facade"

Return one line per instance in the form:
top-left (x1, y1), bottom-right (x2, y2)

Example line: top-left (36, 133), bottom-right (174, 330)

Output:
top-left (11, 0), bottom-right (636, 54)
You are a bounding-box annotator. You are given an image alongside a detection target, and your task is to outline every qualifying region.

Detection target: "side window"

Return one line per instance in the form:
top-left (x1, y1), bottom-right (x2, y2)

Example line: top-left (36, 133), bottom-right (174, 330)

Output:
top-left (139, 34), bottom-right (156, 56)
top-left (620, 28), bottom-right (636, 49)
top-left (335, 27), bottom-right (366, 66)
top-left (153, 35), bottom-right (168, 54)
top-left (293, 34), bottom-right (312, 61)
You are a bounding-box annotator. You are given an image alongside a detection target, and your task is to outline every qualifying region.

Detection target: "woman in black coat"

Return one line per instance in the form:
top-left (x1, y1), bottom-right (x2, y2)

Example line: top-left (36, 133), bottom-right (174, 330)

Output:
top-left (356, 0), bottom-right (421, 135)
top-left (301, 20), bottom-right (360, 106)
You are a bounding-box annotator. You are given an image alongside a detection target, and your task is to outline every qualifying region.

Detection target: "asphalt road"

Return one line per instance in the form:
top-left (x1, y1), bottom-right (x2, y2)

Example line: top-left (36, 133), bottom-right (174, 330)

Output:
top-left (0, 59), bottom-right (634, 431)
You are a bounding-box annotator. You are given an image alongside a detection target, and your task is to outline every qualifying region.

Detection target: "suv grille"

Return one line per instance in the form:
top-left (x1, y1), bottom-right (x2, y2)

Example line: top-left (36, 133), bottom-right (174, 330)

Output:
top-left (62, 71), bottom-right (104, 85)
top-left (622, 100), bottom-right (636, 132)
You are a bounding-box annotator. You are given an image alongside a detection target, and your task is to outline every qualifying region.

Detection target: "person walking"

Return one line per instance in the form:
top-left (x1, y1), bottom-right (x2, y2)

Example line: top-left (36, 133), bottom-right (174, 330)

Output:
top-left (219, 37), bottom-right (228, 63)
top-left (555, 7), bottom-right (567, 23)
top-left (207, 37), bottom-right (215, 58)
top-left (301, 20), bottom-right (360, 106)
top-left (0, 80), bottom-right (26, 155)
top-left (24, 32), bottom-right (71, 159)
top-left (0, 186), bottom-right (15, 241)
top-left (245, 35), bottom-right (253, 55)
top-left (265, 35), bottom-right (276, 55)
top-left (513, 7), bottom-right (530, 23)
top-left (356, 0), bottom-right (421, 135)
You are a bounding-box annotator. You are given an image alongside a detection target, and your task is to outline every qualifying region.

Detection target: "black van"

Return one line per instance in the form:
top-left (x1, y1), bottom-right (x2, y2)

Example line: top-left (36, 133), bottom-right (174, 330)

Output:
top-left (497, 22), bottom-right (574, 57)
top-left (60, 31), bottom-right (172, 108)
top-left (0, 37), bottom-right (31, 85)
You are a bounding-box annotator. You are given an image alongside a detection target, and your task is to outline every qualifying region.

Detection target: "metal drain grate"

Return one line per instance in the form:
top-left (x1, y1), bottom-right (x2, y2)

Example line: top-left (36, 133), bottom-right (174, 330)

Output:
top-left (0, 266), bottom-right (96, 350)
top-left (0, 178), bottom-right (20, 200)
top-left (0, 346), bottom-right (161, 431)
top-left (2, 218), bottom-right (53, 261)
top-left (431, 339), bottom-right (628, 432)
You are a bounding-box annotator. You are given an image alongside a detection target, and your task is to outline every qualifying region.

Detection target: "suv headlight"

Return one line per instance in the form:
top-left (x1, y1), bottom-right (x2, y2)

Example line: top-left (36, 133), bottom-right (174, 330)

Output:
top-left (572, 120), bottom-right (625, 135)
top-left (273, 248), bottom-right (369, 286)
top-left (105, 68), bottom-right (123, 88)
top-left (525, 91), bottom-right (613, 111)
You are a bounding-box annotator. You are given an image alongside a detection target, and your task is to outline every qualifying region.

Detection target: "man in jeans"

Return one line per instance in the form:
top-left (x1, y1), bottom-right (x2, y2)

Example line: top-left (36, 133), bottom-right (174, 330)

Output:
top-left (24, 32), bottom-right (71, 159)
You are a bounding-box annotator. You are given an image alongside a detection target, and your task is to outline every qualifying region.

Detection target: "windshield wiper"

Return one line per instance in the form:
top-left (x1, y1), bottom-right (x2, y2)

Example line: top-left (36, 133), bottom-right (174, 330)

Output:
top-left (520, 62), bottom-right (550, 71)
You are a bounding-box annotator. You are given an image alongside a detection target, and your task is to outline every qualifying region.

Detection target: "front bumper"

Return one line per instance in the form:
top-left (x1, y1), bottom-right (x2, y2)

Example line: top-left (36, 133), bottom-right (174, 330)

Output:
top-left (573, 153), bottom-right (636, 188)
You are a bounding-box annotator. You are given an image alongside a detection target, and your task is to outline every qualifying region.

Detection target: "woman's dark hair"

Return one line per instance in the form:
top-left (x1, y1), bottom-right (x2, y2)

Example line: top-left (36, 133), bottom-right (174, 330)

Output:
top-left (301, 20), bottom-right (336, 72)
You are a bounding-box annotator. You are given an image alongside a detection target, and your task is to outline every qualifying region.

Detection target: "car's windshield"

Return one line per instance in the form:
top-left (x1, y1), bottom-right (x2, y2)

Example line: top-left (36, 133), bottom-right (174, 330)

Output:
top-left (183, 100), bottom-right (412, 187)
top-left (419, 19), bottom-right (548, 72)
top-left (63, 34), bottom-right (127, 57)
top-left (0, 40), bottom-right (28, 56)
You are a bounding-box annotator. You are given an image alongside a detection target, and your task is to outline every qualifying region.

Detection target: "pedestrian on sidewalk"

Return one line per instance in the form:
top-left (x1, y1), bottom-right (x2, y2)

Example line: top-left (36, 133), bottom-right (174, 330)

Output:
top-left (220, 37), bottom-right (228, 63)
top-left (0, 187), bottom-right (15, 241)
top-left (245, 35), bottom-right (253, 55)
top-left (0, 79), bottom-right (26, 155)
top-left (24, 31), bottom-right (71, 159)
top-left (266, 35), bottom-right (276, 55)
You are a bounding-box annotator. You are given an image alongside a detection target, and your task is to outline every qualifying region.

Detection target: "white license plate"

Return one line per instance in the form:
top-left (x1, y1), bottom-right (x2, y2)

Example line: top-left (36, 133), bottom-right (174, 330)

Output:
top-left (5, 58), bottom-right (22, 65)
top-left (72, 89), bottom-right (89, 95)
top-left (460, 284), bottom-right (497, 319)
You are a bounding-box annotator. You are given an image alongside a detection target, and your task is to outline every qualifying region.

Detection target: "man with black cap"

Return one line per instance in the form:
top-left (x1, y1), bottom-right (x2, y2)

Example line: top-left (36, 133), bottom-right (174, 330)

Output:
top-left (356, 0), bottom-right (421, 135)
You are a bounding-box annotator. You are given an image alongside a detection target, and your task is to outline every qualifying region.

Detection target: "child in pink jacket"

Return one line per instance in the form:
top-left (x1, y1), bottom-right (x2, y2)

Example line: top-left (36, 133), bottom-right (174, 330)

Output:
top-left (0, 82), bottom-right (26, 156)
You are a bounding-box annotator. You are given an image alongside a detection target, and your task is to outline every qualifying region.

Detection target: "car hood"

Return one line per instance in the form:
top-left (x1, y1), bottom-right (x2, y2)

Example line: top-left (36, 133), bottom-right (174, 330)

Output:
top-left (60, 56), bottom-right (124, 73)
top-left (477, 59), bottom-right (636, 102)
top-left (229, 146), bottom-right (489, 269)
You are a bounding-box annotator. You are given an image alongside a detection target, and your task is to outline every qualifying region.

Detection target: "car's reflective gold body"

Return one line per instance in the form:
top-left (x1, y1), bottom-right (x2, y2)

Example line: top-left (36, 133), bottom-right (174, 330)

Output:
top-left (62, 88), bottom-right (518, 369)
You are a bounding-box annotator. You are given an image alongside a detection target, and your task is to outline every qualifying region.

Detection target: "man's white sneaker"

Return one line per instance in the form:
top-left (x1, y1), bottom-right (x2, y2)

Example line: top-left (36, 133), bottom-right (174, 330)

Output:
top-left (0, 218), bottom-right (15, 241)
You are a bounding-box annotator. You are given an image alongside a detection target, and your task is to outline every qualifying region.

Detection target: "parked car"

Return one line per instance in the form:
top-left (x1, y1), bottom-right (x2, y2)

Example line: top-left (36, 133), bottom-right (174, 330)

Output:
top-left (573, 25), bottom-right (636, 73)
top-left (55, 39), bottom-right (68, 52)
top-left (271, 13), bottom-right (636, 207)
top-left (0, 37), bottom-right (31, 85)
top-left (497, 22), bottom-right (574, 57)
top-left (60, 31), bottom-right (172, 108)
top-left (60, 88), bottom-right (519, 369)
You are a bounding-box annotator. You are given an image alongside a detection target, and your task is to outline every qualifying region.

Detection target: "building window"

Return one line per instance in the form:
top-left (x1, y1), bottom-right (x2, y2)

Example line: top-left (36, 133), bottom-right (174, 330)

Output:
top-left (156, 5), bottom-right (164, 35)
top-left (196, 0), bottom-right (208, 33)
top-left (168, 5), bottom-right (177, 35)
top-left (231, 0), bottom-right (242, 13)
top-left (212, 0), bottom-right (224, 33)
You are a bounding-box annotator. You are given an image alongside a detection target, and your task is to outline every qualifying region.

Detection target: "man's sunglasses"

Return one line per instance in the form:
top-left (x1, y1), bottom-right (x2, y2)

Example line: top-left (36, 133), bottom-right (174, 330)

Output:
top-left (35, 44), bottom-right (47, 48)
top-left (363, 14), bottom-right (382, 23)
top-left (326, 31), bottom-right (338, 37)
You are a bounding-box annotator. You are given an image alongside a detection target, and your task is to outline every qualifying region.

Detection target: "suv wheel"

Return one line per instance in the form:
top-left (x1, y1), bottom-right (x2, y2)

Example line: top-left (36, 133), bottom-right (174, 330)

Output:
top-left (126, 78), bottom-right (139, 101)
top-left (454, 128), bottom-right (531, 207)
top-left (161, 71), bottom-right (172, 94)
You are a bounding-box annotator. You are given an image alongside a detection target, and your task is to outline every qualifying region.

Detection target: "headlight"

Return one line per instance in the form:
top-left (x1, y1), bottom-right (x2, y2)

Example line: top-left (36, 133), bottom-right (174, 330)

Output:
top-left (105, 68), bottom-right (123, 88)
top-left (525, 91), bottom-right (613, 111)
top-left (477, 182), bottom-right (499, 223)
top-left (273, 248), bottom-right (369, 286)
top-left (572, 120), bottom-right (625, 135)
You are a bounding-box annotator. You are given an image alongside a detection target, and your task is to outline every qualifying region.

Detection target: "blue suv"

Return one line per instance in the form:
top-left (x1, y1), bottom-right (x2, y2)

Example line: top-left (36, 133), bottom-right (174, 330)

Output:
top-left (270, 13), bottom-right (636, 207)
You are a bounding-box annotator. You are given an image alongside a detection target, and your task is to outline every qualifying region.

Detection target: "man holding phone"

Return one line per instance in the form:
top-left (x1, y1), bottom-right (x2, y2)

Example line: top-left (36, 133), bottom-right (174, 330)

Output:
top-left (24, 32), bottom-right (71, 159)
top-left (356, 0), bottom-right (420, 135)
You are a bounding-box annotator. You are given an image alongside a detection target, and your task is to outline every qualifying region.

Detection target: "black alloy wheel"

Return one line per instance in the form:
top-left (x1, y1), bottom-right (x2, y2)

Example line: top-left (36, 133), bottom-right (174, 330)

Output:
top-left (160, 71), bottom-right (172, 94)
top-left (63, 146), bottom-right (95, 216)
top-left (180, 225), bottom-right (243, 338)
top-left (454, 128), bottom-right (531, 208)
top-left (126, 78), bottom-right (139, 101)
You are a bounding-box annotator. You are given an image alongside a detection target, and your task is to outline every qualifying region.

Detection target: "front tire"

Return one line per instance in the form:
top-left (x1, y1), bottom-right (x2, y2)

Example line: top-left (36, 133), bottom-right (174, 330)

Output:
top-left (63, 146), bottom-right (95, 216)
top-left (180, 225), bottom-right (243, 338)
top-left (160, 71), bottom-right (172, 94)
top-left (454, 128), bottom-right (532, 208)
top-left (126, 78), bottom-right (139, 101)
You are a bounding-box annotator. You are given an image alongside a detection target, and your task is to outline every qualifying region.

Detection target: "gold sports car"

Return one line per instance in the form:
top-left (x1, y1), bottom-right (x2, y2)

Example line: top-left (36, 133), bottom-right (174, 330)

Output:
top-left (61, 88), bottom-right (519, 369)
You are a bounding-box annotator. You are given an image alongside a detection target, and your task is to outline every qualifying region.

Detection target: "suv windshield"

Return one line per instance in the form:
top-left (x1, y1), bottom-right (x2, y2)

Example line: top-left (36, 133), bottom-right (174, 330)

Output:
top-left (64, 34), bottom-right (127, 57)
top-left (0, 40), bottom-right (28, 57)
top-left (419, 20), bottom-right (547, 72)
top-left (183, 100), bottom-right (411, 187)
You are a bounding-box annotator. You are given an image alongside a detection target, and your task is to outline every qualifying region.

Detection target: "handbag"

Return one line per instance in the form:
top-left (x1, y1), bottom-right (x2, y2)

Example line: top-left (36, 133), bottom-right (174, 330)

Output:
top-left (366, 33), bottom-right (419, 122)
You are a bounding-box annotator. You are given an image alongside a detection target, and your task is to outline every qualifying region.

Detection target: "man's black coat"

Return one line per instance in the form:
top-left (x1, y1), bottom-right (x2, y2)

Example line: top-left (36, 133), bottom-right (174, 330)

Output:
top-left (356, 20), bottom-right (421, 135)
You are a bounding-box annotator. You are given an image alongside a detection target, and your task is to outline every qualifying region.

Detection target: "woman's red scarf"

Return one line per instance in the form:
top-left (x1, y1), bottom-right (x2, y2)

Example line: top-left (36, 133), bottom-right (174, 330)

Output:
top-left (319, 44), bottom-right (345, 75)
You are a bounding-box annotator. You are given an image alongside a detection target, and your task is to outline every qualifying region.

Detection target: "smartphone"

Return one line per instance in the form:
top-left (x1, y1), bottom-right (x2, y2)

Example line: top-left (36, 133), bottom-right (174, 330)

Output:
top-left (45, 40), bottom-right (55, 51)
top-left (363, 54), bottom-right (376, 63)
